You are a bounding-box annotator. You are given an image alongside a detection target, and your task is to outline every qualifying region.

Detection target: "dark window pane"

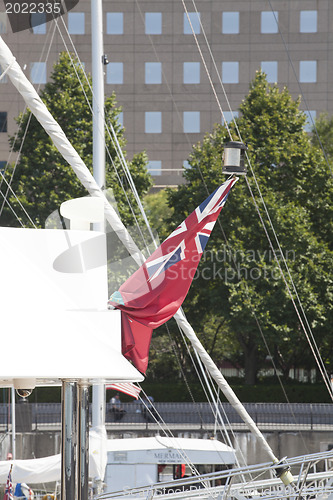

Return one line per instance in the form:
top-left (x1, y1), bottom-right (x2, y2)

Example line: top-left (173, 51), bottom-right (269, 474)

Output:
top-left (0, 112), bottom-right (7, 133)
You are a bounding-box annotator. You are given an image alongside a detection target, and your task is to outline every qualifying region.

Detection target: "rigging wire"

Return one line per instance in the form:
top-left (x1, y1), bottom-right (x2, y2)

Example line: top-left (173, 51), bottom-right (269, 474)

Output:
top-left (133, 0), bottom-right (209, 190)
top-left (181, 2), bottom-right (231, 138)
top-left (2, 5), bottom-right (330, 395)
top-left (162, 322), bottom-right (207, 427)
top-left (245, 175), bottom-right (333, 401)
top-left (0, 171), bottom-right (26, 227)
top-left (160, 317), bottom-right (254, 471)
top-left (59, 0), bottom-right (332, 424)
top-left (158, 312), bottom-right (254, 472)
top-left (136, 388), bottom-right (225, 493)
top-left (251, 311), bottom-right (311, 453)
top-left (0, 21), bottom-right (58, 224)
top-left (48, 24), bottom-right (234, 467)
top-left (32, 19), bottom-right (227, 447)
top-left (176, 324), bottom-right (248, 470)
top-left (170, 320), bottom-right (245, 470)
top-left (3, 0), bottom-right (326, 460)
top-left (54, 15), bottom-right (153, 257)
top-left (182, 0), bottom-right (333, 400)
top-left (0, 169), bottom-right (36, 228)
top-left (266, 0), bottom-right (333, 177)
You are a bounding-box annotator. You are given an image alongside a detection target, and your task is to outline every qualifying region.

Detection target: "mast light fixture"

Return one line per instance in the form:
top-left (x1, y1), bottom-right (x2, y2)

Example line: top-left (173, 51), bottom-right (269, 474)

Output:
top-left (222, 141), bottom-right (248, 175)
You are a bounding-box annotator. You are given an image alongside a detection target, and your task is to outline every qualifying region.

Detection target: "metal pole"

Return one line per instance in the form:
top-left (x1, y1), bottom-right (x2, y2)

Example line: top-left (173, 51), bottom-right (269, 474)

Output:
top-left (11, 387), bottom-right (16, 460)
top-left (78, 382), bottom-right (89, 500)
top-left (61, 380), bottom-right (79, 500)
top-left (91, 0), bottom-right (105, 191)
top-left (91, 3), bottom-right (106, 491)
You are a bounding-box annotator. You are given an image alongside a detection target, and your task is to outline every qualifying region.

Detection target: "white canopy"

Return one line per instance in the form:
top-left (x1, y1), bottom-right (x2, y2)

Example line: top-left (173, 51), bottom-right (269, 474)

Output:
top-left (0, 227), bottom-right (143, 385)
top-left (0, 426), bottom-right (107, 484)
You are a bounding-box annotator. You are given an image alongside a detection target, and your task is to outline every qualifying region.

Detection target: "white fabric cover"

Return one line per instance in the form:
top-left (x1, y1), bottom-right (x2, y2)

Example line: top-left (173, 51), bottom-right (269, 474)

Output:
top-left (0, 426), bottom-right (107, 484)
top-left (0, 227), bottom-right (143, 384)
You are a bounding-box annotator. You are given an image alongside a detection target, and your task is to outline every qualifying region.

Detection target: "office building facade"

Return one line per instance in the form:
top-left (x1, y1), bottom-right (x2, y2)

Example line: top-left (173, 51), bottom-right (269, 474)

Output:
top-left (0, 0), bottom-right (332, 188)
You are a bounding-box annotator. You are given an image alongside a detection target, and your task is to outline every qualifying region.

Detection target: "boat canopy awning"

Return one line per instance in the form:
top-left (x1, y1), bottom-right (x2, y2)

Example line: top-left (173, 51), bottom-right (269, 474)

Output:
top-left (0, 227), bottom-right (143, 385)
top-left (0, 425), bottom-right (107, 483)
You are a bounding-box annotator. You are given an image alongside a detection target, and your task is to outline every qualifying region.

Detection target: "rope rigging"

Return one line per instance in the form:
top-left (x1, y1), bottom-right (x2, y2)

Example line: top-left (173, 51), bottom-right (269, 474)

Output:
top-left (55, 14), bottom-right (155, 258)
top-left (0, 20), bottom-right (57, 224)
top-left (181, 0), bottom-right (333, 401)
top-left (1, 1), bottom-right (332, 478)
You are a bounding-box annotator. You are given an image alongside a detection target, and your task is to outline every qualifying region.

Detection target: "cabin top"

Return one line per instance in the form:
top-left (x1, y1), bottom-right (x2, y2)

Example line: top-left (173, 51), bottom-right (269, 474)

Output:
top-left (107, 436), bottom-right (236, 465)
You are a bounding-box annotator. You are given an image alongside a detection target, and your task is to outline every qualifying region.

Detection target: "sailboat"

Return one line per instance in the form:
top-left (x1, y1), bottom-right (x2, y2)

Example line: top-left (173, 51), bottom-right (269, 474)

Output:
top-left (0, 4), bottom-right (332, 500)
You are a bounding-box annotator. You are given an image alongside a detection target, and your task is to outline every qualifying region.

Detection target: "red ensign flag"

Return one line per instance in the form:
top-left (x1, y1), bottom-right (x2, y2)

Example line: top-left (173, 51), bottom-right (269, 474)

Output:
top-left (108, 178), bottom-right (237, 373)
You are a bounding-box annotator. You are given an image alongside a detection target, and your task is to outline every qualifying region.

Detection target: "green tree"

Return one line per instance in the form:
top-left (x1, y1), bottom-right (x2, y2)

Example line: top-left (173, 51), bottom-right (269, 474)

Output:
top-left (166, 71), bottom-right (333, 384)
top-left (143, 189), bottom-right (174, 242)
top-left (311, 113), bottom-right (333, 162)
top-left (1, 52), bottom-right (152, 228)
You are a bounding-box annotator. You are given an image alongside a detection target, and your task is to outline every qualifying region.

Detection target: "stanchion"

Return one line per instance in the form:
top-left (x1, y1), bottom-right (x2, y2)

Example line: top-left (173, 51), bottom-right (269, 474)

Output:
top-left (61, 380), bottom-right (79, 500)
top-left (79, 382), bottom-right (89, 500)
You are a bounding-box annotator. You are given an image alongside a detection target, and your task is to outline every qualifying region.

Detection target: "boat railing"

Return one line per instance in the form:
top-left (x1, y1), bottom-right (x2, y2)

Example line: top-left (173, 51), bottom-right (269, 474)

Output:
top-left (96, 449), bottom-right (333, 500)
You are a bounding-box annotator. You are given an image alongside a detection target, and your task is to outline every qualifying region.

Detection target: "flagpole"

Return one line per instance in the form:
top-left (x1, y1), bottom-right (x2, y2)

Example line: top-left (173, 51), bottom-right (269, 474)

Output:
top-left (91, 0), bottom-right (106, 495)
top-left (91, 0), bottom-right (105, 430)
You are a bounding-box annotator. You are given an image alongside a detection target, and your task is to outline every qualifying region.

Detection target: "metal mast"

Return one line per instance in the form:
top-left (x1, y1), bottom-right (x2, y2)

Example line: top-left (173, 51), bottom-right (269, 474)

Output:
top-left (91, 1), bottom-right (106, 493)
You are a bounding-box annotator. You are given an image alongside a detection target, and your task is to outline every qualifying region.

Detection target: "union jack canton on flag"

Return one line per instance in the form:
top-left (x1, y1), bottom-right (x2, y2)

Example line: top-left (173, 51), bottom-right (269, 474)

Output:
top-left (108, 177), bottom-right (238, 373)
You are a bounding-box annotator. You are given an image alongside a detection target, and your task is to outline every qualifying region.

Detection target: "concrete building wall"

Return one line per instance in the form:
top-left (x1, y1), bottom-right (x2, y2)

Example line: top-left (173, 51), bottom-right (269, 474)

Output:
top-left (0, 429), bottom-right (331, 467)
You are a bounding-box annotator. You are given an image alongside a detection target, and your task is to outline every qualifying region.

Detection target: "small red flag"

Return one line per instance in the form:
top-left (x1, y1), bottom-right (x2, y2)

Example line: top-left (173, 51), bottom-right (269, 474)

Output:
top-left (105, 382), bottom-right (141, 399)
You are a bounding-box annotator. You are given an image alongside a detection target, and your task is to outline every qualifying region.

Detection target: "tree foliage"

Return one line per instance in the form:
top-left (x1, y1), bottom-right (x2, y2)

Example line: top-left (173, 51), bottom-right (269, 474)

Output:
top-left (1, 52), bottom-right (152, 228)
top-left (143, 189), bottom-right (174, 242)
top-left (165, 71), bottom-right (333, 384)
top-left (312, 113), bottom-right (333, 162)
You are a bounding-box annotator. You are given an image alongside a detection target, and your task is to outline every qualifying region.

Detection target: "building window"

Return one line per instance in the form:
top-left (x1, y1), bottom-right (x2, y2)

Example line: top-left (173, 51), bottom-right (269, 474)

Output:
top-left (145, 13), bottom-right (162, 35)
top-left (0, 13), bottom-right (7, 34)
top-left (106, 13), bottom-right (123, 34)
top-left (0, 65), bottom-right (7, 83)
top-left (183, 111), bottom-right (200, 133)
top-left (222, 62), bottom-right (239, 83)
top-left (107, 63), bottom-right (123, 84)
top-left (184, 12), bottom-right (201, 34)
top-left (0, 112), bottom-right (7, 133)
top-left (147, 161), bottom-right (162, 176)
top-left (183, 160), bottom-right (191, 169)
top-left (261, 11), bottom-right (278, 33)
top-left (261, 61), bottom-right (278, 83)
top-left (0, 161), bottom-right (6, 171)
top-left (300, 11), bottom-right (317, 33)
top-left (299, 61), bottom-right (317, 83)
top-left (222, 111), bottom-right (238, 125)
top-left (145, 63), bottom-right (162, 84)
top-left (304, 110), bottom-right (316, 132)
top-left (31, 12), bottom-right (46, 34)
top-left (68, 12), bottom-right (85, 35)
top-left (222, 12), bottom-right (239, 34)
top-left (183, 62), bottom-right (200, 84)
top-left (30, 62), bottom-right (46, 84)
top-left (145, 112), bottom-right (162, 133)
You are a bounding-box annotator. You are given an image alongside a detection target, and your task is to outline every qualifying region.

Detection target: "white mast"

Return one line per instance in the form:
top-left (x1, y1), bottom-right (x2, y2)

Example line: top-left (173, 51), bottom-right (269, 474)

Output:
top-left (91, 0), bottom-right (105, 191)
